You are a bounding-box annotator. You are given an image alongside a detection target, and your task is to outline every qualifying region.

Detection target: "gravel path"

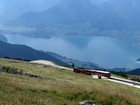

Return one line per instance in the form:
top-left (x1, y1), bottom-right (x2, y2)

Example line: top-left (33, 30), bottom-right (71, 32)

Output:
top-left (107, 76), bottom-right (140, 88)
top-left (30, 60), bottom-right (72, 71)
top-left (31, 60), bottom-right (140, 89)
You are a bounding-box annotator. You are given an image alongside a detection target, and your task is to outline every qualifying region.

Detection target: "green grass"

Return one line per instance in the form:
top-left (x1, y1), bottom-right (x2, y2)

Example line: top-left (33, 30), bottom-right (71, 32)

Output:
top-left (0, 58), bottom-right (140, 105)
top-left (128, 75), bottom-right (140, 82)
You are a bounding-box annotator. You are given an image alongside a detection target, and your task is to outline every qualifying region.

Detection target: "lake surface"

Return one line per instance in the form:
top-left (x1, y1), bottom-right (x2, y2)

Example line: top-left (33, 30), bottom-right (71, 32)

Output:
top-left (4, 34), bottom-right (140, 69)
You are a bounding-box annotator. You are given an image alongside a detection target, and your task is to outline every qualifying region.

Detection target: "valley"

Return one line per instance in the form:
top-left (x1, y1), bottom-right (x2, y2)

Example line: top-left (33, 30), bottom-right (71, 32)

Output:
top-left (4, 34), bottom-right (140, 69)
top-left (0, 0), bottom-right (140, 105)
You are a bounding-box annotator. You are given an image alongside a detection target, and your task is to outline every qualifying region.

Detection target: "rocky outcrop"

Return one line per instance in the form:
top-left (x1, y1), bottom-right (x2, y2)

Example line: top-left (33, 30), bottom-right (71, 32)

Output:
top-left (0, 65), bottom-right (44, 79)
top-left (0, 34), bottom-right (7, 42)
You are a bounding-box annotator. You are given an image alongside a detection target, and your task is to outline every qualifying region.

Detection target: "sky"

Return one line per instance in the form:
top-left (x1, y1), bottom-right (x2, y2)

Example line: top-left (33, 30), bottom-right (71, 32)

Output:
top-left (0, 0), bottom-right (107, 24)
top-left (0, 0), bottom-right (61, 23)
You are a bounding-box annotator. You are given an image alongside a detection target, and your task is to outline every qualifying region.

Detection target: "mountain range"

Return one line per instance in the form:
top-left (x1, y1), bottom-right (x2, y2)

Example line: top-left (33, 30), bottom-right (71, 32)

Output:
top-left (126, 68), bottom-right (140, 76)
top-left (47, 51), bottom-right (103, 69)
top-left (7, 0), bottom-right (140, 30)
top-left (0, 40), bottom-right (65, 65)
top-left (0, 35), bottom-right (7, 42)
top-left (0, 40), bottom-right (102, 69)
top-left (7, 0), bottom-right (97, 26)
top-left (2, 0), bottom-right (140, 71)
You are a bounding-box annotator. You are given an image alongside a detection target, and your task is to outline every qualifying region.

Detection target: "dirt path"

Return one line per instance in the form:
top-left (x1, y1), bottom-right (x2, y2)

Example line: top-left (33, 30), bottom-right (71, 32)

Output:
top-left (92, 75), bottom-right (140, 88)
top-left (31, 60), bottom-right (140, 89)
top-left (107, 76), bottom-right (140, 89)
top-left (30, 60), bottom-right (72, 71)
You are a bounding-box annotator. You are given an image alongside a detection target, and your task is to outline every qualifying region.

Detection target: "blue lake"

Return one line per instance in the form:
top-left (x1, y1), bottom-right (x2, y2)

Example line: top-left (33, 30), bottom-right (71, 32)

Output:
top-left (4, 34), bottom-right (140, 69)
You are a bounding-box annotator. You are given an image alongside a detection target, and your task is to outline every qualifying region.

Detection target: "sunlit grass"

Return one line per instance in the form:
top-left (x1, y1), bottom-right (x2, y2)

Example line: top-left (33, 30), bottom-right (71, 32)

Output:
top-left (0, 58), bottom-right (140, 105)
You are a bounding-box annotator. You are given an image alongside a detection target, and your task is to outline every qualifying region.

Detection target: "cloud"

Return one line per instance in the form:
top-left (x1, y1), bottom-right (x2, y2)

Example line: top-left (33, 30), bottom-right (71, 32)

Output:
top-left (0, 0), bottom-right (61, 23)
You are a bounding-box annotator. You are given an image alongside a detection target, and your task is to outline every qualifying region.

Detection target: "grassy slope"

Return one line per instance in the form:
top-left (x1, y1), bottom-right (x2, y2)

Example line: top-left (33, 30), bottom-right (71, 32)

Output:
top-left (0, 58), bottom-right (140, 105)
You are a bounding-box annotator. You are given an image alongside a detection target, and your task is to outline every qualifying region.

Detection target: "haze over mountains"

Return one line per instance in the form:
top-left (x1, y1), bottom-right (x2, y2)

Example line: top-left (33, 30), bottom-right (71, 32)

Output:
top-left (0, 0), bottom-right (61, 23)
top-left (101, 0), bottom-right (140, 30)
top-left (7, 0), bottom-right (140, 30)
top-left (1, 0), bottom-right (140, 70)
top-left (0, 40), bottom-right (101, 69)
top-left (0, 41), bottom-right (65, 65)
top-left (0, 34), bottom-right (7, 42)
top-left (5, 0), bottom-right (140, 50)
top-left (7, 0), bottom-right (97, 26)
top-left (0, 0), bottom-right (108, 23)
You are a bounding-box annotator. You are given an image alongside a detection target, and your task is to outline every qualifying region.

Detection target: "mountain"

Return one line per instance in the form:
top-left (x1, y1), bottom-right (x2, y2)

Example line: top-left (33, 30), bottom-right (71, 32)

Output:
top-left (47, 52), bottom-right (103, 69)
top-left (0, 41), bottom-right (102, 69)
top-left (7, 0), bottom-right (140, 30)
top-left (0, 35), bottom-right (7, 42)
top-left (5, 0), bottom-right (140, 47)
top-left (109, 68), bottom-right (128, 72)
top-left (126, 68), bottom-right (140, 76)
top-left (0, 41), bottom-right (65, 65)
top-left (7, 0), bottom-right (98, 26)
top-left (136, 58), bottom-right (140, 62)
top-left (99, 0), bottom-right (140, 30)
top-left (0, 0), bottom-right (61, 23)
